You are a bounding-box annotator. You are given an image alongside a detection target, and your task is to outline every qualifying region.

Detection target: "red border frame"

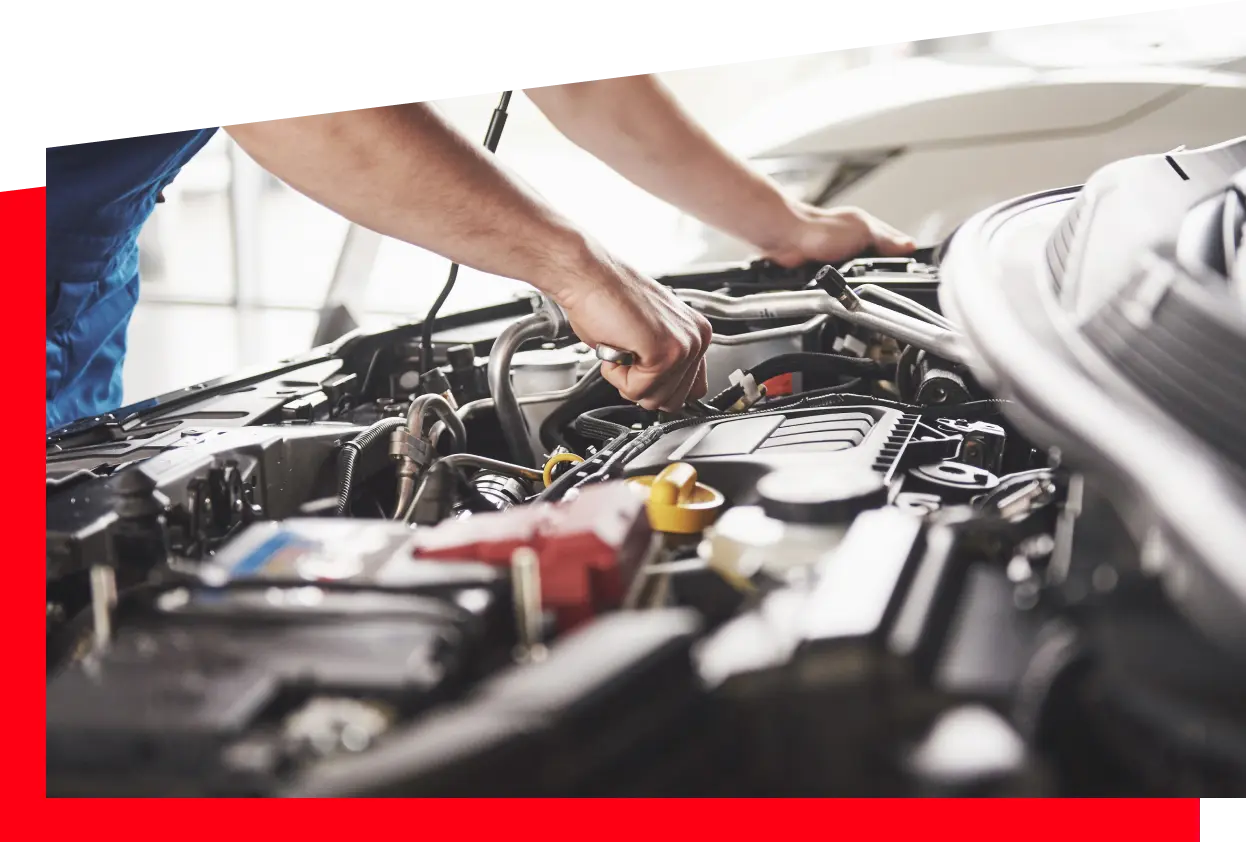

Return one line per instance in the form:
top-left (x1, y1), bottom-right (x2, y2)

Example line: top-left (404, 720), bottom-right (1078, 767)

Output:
top-left (12, 185), bottom-right (1200, 832)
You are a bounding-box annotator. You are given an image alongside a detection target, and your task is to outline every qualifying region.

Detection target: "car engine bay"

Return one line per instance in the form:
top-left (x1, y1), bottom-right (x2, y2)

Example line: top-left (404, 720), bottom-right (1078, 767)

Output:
top-left (45, 137), bottom-right (1246, 798)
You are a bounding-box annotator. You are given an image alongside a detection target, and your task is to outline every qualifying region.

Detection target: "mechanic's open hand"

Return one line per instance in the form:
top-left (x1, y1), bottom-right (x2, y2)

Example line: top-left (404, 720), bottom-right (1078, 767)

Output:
top-left (764, 203), bottom-right (917, 268)
top-left (550, 252), bottom-right (712, 413)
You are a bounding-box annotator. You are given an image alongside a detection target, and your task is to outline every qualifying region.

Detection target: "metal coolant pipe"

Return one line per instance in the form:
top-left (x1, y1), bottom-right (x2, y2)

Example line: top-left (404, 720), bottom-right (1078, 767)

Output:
top-left (487, 302), bottom-right (568, 466)
top-left (392, 392), bottom-right (468, 519)
top-left (675, 288), bottom-right (968, 364)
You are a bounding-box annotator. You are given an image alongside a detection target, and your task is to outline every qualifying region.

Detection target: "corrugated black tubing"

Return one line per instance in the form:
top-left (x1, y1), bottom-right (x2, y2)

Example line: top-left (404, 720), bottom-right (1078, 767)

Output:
top-left (336, 417), bottom-right (406, 516)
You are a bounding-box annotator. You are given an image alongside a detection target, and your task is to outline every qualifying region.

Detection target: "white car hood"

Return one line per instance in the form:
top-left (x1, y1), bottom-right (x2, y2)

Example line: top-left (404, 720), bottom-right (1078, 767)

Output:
top-left (727, 59), bottom-right (1246, 157)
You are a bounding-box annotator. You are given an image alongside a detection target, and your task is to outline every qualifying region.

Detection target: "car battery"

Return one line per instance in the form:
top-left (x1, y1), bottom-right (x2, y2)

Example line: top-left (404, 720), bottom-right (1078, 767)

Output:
top-left (46, 585), bottom-right (479, 795)
top-left (48, 519), bottom-right (515, 796)
top-left (200, 518), bottom-right (512, 648)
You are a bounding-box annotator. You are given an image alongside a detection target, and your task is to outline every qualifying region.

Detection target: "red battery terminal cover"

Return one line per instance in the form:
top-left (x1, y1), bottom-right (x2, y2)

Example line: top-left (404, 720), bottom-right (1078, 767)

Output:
top-left (411, 481), bottom-right (653, 628)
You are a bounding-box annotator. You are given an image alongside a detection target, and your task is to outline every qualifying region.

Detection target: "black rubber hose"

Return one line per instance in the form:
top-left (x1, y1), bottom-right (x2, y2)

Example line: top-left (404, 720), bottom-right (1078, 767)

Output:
top-left (538, 431), bottom-right (635, 502)
top-left (789, 391), bottom-right (1010, 418)
top-left (575, 415), bottom-right (629, 442)
top-left (336, 417), bottom-right (406, 516)
top-left (707, 352), bottom-right (888, 410)
top-left (573, 405), bottom-right (652, 442)
top-left (538, 371), bottom-right (620, 451)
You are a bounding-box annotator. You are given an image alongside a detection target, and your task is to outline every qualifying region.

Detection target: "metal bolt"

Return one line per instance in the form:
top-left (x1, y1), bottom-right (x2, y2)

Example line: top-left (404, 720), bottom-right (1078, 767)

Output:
top-left (511, 547), bottom-right (547, 664)
top-left (90, 565), bottom-right (117, 652)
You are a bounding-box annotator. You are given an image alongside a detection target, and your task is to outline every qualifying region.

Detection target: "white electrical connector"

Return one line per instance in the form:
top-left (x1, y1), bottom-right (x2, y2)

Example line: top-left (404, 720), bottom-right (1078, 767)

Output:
top-left (833, 333), bottom-right (869, 357)
top-left (727, 369), bottom-right (765, 411)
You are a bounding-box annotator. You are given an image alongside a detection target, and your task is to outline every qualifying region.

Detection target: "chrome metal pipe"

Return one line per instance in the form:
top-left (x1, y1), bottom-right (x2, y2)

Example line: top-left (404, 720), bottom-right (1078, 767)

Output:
top-left (408, 393), bottom-right (466, 451)
top-left (705, 316), bottom-right (828, 346)
top-left (436, 452), bottom-right (545, 483)
top-left (851, 283), bottom-right (955, 330)
top-left (392, 392), bottom-right (468, 519)
top-left (487, 308), bottom-right (563, 466)
top-left (402, 453), bottom-right (545, 524)
top-left (675, 288), bottom-right (968, 364)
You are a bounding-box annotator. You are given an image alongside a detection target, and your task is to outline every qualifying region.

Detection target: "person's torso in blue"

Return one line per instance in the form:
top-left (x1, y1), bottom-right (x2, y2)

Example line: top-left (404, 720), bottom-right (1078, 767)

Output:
top-left (45, 128), bottom-right (219, 432)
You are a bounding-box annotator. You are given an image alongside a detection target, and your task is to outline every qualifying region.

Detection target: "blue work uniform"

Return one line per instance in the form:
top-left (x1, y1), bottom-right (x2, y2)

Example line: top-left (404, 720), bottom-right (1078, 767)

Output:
top-left (45, 128), bottom-right (219, 432)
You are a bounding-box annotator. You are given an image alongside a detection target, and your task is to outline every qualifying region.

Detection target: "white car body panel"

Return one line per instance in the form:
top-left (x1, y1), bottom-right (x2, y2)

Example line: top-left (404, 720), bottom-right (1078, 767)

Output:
top-left (693, 60), bottom-right (1246, 259)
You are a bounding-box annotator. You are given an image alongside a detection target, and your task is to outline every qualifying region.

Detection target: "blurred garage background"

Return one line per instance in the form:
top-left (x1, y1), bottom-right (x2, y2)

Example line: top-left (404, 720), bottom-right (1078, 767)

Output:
top-left (123, 1), bottom-right (1246, 403)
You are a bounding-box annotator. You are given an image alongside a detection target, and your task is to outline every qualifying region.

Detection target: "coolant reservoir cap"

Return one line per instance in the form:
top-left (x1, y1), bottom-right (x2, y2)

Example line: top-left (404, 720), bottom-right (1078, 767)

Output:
top-left (756, 466), bottom-right (886, 524)
top-left (627, 462), bottom-right (725, 534)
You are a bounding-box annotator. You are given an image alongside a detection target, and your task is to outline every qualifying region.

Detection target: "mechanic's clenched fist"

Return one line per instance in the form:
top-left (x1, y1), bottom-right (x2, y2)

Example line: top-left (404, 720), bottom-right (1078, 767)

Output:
top-left (549, 250), bottom-right (712, 412)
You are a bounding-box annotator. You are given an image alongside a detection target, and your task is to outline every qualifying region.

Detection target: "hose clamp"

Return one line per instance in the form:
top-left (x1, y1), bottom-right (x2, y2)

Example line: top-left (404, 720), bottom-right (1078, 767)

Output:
top-left (389, 428), bottom-right (434, 472)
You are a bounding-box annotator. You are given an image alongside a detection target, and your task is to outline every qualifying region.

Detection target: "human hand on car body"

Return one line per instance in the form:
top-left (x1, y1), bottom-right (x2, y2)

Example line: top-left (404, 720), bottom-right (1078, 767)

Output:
top-left (762, 203), bottom-right (917, 268)
top-left (528, 77), bottom-right (916, 271)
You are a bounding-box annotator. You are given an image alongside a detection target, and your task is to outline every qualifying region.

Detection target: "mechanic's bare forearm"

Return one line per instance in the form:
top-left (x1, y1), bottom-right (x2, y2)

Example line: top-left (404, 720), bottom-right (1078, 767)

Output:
top-left (224, 105), bottom-right (607, 297)
top-left (526, 76), bottom-right (799, 253)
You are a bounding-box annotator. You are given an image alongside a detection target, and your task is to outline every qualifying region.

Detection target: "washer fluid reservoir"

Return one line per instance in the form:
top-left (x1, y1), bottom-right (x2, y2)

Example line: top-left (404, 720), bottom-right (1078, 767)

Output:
top-left (703, 466), bottom-right (888, 582)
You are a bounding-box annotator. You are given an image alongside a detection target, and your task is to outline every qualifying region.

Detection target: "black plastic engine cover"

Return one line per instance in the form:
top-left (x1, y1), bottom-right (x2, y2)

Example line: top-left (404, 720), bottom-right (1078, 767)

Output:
top-left (623, 406), bottom-right (950, 505)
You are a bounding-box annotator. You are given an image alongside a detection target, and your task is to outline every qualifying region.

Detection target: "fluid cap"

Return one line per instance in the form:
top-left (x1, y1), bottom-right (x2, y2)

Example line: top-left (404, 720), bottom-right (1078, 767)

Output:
top-left (420, 367), bottom-right (454, 397)
top-left (626, 462), bottom-right (725, 534)
top-left (757, 466), bottom-right (886, 524)
top-left (446, 344), bottom-right (477, 371)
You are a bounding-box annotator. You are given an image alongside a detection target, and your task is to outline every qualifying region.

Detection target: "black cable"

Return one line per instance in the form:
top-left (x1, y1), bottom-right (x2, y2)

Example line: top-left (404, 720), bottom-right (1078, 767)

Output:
top-left (538, 431), bottom-right (635, 502)
top-left (420, 91), bottom-right (513, 373)
top-left (753, 378), bottom-right (866, 410)
top-left (573, 405), bottom-right (652, 442)
top-left (788, 392), bottom-right (1010, 418)
top-left (335, 417), bottom-right (407, 515)
top-left (537, 371), bottom-right (620, 451)
top-left (707, 352), bottom-right (887, 410)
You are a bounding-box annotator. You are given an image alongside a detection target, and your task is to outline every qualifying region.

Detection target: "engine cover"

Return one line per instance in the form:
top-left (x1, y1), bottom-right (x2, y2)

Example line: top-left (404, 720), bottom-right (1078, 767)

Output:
top-left (623, 406), bottom-right (951, 505)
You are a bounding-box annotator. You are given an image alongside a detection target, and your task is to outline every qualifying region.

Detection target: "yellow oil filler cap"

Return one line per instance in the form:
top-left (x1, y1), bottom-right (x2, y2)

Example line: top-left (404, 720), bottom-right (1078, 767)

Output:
top-left (627, 462), bottom-right (725, 534)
